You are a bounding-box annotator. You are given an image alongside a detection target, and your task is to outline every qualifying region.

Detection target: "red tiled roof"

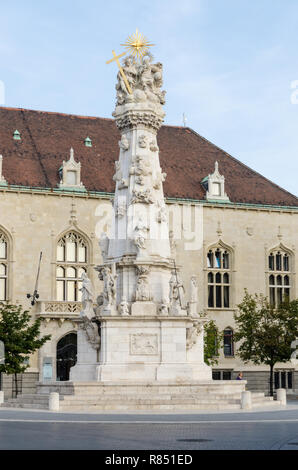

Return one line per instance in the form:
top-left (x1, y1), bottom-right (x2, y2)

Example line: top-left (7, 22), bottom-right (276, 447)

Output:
top-left (0, 106), bottom-right (297, 206)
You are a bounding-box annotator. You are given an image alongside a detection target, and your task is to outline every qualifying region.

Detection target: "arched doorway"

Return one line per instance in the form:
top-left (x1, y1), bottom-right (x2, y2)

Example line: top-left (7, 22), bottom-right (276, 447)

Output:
top-left (56, 333), bottom-right (77, 381)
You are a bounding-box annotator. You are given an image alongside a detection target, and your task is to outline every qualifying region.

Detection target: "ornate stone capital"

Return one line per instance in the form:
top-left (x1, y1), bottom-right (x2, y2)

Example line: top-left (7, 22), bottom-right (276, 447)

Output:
top-left (114, 110), bottom-right (164, 133)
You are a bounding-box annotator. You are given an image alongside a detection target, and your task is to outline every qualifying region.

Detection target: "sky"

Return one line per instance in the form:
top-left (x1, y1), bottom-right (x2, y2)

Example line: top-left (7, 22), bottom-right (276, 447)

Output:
top-left (0, 0), bottom-right (297, 196)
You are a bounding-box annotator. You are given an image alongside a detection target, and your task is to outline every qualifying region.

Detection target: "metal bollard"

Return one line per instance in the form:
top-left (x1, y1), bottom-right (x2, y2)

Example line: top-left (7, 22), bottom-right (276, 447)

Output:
top-left (49, 392), bottom-right (59, 411)
top-left (276, 388), bottom-right (287, 405)
top-left (241, 391), bottom-right (252, 409)
top-left (0, 391), bottom-right (4, 405)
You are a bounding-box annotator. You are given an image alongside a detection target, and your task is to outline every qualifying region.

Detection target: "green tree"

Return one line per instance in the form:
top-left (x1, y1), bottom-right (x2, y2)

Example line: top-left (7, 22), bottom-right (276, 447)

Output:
top-left (0, 302), bottom-right (51, 396)
top-left (234, 291), bottom-right (298, 396)
top-left (204, 319), bottom-right (223, 366)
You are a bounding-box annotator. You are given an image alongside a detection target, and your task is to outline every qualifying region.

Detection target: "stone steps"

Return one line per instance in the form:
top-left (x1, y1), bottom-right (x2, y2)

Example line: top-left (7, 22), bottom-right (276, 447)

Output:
top-left (1, 384), bottom-right (281, 412)
top-left (59, 403), bottom-right (242, 411)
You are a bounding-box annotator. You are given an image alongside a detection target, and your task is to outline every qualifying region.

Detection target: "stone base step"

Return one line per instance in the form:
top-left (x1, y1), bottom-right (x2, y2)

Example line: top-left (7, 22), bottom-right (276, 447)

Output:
top-left (59, 403), bottom-right (242, 411)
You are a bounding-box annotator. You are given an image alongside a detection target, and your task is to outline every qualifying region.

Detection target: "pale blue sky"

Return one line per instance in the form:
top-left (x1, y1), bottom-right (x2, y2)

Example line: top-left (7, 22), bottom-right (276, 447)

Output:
top-left (1, 0), bottom-right (297, 196)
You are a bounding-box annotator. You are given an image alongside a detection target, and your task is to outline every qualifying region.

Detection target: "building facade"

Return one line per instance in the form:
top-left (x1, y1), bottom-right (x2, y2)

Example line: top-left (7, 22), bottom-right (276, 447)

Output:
top-left (0, 106), bottom-right (297, 397)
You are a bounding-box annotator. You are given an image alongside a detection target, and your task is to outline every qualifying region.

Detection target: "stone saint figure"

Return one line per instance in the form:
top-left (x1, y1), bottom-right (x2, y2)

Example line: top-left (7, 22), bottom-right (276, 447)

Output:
top-left (80, 272), bottom-right (94, 319)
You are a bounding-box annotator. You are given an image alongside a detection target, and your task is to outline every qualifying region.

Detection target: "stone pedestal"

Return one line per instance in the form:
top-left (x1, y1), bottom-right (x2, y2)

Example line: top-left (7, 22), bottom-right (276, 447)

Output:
top-left (93, 316), bottom-right (211, 383)
top-left (69, 321), bottom-right (100, 382)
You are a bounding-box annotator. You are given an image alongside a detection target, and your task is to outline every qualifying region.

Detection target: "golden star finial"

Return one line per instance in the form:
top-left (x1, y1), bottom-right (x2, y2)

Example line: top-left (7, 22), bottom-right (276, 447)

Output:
top-left (121, 28), bottom-right (154, 60)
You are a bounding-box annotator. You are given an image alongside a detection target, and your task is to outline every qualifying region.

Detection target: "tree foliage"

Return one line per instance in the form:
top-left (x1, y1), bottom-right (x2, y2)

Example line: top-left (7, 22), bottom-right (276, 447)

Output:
top-left (0, 302), bottom-right (51, 375)
top-left (204, 319), bottom-right (223, 366)
top-left (234, 290), bottom-right (298, 395)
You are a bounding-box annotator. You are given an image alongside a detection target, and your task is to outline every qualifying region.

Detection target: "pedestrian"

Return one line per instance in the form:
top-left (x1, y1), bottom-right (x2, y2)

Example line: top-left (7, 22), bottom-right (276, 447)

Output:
top-left (236, 372), bottom-right (243, 380)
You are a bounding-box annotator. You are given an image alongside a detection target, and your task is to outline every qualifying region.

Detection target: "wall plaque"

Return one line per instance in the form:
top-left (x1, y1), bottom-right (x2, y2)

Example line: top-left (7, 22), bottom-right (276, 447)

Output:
top-left (130, 333), bottom-right (158, 355)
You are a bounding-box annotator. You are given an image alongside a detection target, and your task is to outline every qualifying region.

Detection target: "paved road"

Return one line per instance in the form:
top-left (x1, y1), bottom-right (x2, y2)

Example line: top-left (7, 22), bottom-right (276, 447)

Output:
top-left (1, 403), bottom-right (298, 450)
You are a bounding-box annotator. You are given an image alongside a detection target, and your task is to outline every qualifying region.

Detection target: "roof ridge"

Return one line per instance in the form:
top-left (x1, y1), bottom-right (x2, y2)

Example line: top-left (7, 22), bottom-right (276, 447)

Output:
top-left (0, 106), bottom-right (187, 129)
top-left (187, 127), bottom-right (298, 201)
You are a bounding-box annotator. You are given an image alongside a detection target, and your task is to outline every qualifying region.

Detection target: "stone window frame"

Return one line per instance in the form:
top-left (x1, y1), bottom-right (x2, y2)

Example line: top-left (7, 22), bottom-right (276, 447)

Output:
top-left (223, 327), bottom-right (234, 357)
top-left (205, 240), bottom-right (234, 310)
top-left (52, 227), bottom-right (93, 302)
top-left (0, 226), bottom-right (13, 301)
top-left (266, 243), bottom-right (295, 308)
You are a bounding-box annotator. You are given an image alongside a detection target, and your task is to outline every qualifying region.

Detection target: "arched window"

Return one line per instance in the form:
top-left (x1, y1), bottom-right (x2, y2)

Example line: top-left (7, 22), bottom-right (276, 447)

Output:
top-left (223, 328), bottom-right (234, 357)
top-left (56, 232), bottom-right (88, 301)
top-left (207, 246), bottom-right (231, 308)
top-left (0, 232), bottom-right (8, 301)
top-left (268, 250), bottom-right (291, 307)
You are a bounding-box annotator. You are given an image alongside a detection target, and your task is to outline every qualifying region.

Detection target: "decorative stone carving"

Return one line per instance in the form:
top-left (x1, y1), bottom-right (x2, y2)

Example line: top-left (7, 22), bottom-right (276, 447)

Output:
top-left (149, 140), bottom-right (159, 152)
top-left (131, 189), bottom-right (154, 204)
top-left (135, 266), bottom-right (151, 301)
top-left (133, 218), bottom-right (149, 254)
top-left (79, 273), bottom-right (94, 319)
top-left (115, 199), bottom-right (127, 218)
top-left (99, 232), bottom-right (109, 262)
top-left (118, 297), bottom-right (130, 316)
top-left (130, 333), bottom-right (158, 355)
top-left (188, 275), bottom-right (199, 317)
top-left (94, 294), bottom-right (104, 317)
top-left (113, 161), bottom-right (128, 189)
top-left (115, 56), bottom-right (138, 105)
top-left (115, 54), bottom-right (166, 107)
top-left (138, 134), bottom-right (148, 149)
top-left (169, 271), bottom-right (185, 315)
top-left (79, 316), bottom-right (101, 350)
top-left (95, 265), bottom-right (117, 310)
top-left (153, 169), bottom-right (167, 190)
top-left (186, 321), bottom-right (203, 350)
top-left (158, 299), bottom-right (169, 316)
top-left (156, 201), bottom-right (167, 223)
top-left (119, 135), bottom-right (130, 151)
top-left (130, 155), bottom-right (152, 187)
top-left (114, 111), bottom-right (164, 133)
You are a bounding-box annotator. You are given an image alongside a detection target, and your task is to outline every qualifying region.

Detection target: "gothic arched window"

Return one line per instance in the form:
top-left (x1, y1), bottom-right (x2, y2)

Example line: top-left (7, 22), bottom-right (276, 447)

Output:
top-left (56, 232), bottom-right (88, 301)
top-left (207, 247), bottom-right (231, 308)
top-left (0, 232), bottom-right (8, 301)
top-left (223, 328), bottom-right (234, 357)
top-left (268, 250), bottom-right (291, 307)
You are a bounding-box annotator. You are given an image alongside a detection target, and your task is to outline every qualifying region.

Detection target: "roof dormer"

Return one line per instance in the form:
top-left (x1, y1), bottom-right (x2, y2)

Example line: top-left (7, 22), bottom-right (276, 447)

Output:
top-left (58, 148), bottom-right (85, 191)
top-left (203, 161), bottom-right (230, 202)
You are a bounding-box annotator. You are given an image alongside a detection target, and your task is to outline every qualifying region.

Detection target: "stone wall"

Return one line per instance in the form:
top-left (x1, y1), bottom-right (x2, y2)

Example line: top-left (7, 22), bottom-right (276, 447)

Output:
top-left (1, 372), bottom-right (39, 400)
top-left (0, 187), bottom-right (297, 388)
